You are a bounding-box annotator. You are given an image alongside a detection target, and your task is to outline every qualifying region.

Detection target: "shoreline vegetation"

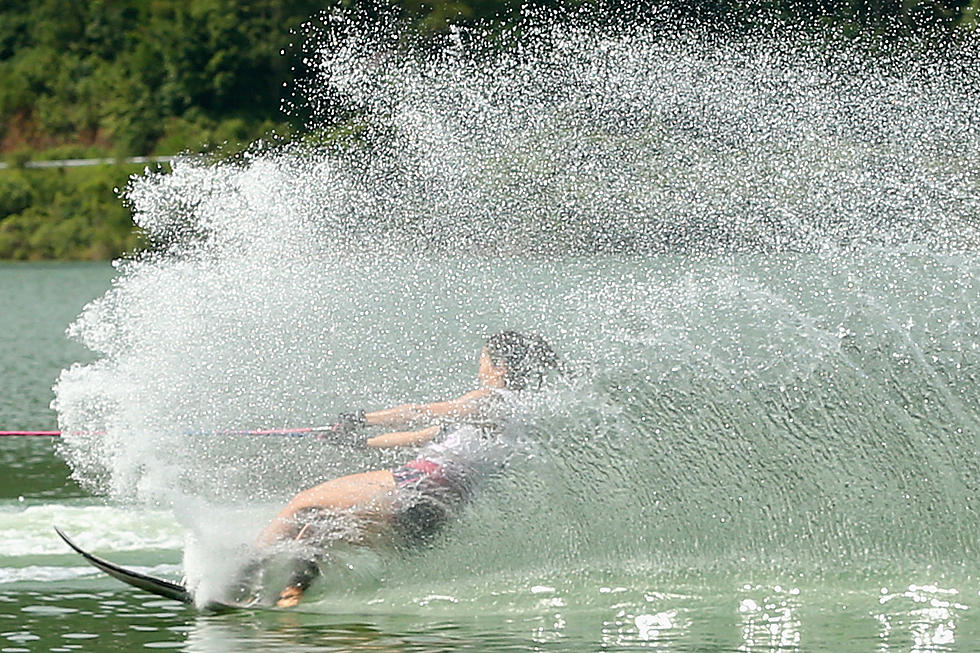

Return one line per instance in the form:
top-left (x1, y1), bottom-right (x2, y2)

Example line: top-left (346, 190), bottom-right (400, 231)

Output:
top-left (0, 162), bottom-right (149, 261)
top-left (1, 0), bottom-right (977, 261)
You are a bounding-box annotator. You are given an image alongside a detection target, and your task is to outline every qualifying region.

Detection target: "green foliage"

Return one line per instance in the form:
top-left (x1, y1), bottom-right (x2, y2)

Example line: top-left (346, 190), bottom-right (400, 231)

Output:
top-left (0, 165), bottom-right (144, 261)
top-left (0, 172), bottom-right (32, 217)
top-left (153, 112), bottom-right (290, 156)
top-left (33, 145), bottom-right (112, 161)
top-left (0, 0), bottom-right (328, 154)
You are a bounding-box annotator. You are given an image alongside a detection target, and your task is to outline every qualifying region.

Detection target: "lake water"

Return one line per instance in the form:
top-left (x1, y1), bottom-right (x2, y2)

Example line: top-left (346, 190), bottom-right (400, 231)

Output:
top-left (3, 259), bottom-right (980, 652)
top-left (3, 9), bottom-right (980, 650)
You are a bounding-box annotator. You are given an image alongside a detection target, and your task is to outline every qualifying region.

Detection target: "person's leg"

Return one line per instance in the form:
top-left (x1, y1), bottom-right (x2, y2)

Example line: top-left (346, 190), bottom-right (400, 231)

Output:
top-left (249, 469), bottom-right (397, 607)
top-left (274, 557), bottom-right (321, 608)
top-left (257, 469), bottom-right (397, 547)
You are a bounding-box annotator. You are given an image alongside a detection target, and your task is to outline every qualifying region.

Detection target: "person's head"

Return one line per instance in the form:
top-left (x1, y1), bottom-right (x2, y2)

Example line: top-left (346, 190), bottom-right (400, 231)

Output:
top-left (480, 331), bottom-right (561, 390)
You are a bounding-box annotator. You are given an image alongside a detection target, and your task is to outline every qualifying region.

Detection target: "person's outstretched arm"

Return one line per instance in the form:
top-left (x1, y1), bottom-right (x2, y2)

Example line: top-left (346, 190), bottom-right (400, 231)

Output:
top-left (363, 388), bottom-right (493, 430)
top-left (365, 425), bottom-right (440, 449)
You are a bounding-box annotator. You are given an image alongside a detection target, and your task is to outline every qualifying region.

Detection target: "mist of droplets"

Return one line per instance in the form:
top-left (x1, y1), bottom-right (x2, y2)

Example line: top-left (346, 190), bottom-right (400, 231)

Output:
top-left (281, 10), bottom-right (980, 254)
top-left (53, 9), bottom-right (980, 579)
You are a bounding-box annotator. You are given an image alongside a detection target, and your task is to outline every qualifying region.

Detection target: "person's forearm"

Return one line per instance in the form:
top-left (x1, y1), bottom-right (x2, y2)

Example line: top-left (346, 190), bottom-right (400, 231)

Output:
top-left (365, 425), bottom-right (440, 448)
top-left (363, 389), bottom-right (491, 429)
top-left (364, 403), bottom-right (430, 429)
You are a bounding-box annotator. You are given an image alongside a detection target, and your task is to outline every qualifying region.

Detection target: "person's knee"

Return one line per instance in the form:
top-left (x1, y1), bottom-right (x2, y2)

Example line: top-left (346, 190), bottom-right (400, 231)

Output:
top-left (286, 491), bottom-right (331, 515)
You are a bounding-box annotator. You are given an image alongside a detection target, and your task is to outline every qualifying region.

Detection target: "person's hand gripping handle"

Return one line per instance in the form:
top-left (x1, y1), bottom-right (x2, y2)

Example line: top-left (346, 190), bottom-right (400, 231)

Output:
top-left (315, 410), bottom-right (366, 443)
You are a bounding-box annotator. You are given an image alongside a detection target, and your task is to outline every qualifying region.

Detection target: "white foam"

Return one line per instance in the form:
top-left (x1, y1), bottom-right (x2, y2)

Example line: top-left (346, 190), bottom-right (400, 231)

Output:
top-left (0, 503), bottom-right (183, 557)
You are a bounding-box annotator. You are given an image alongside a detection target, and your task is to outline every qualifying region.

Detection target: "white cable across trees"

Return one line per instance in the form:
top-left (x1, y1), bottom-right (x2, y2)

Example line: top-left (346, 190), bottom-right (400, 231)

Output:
top-left (0, 156), bottom-right (175, 170)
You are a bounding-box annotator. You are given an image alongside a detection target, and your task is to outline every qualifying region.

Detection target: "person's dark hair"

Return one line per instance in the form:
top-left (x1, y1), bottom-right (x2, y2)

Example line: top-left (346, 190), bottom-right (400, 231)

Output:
top-left (486, 331), bottom-right (561, 390)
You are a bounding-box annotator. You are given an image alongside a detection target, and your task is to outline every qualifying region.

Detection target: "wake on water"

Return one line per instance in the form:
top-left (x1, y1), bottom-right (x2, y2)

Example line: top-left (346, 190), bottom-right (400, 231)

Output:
top-left (52, 8), bottom-right (980, 598)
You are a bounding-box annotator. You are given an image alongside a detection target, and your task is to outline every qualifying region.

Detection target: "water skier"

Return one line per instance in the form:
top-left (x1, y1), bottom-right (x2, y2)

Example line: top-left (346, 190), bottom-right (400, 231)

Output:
top-left (253, 331), bottom-right (561, 607)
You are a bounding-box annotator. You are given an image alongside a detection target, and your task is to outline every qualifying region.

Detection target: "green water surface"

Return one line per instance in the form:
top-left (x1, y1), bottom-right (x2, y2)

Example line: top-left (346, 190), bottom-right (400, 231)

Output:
top-left (1, 262), bottom-right (978, 652)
